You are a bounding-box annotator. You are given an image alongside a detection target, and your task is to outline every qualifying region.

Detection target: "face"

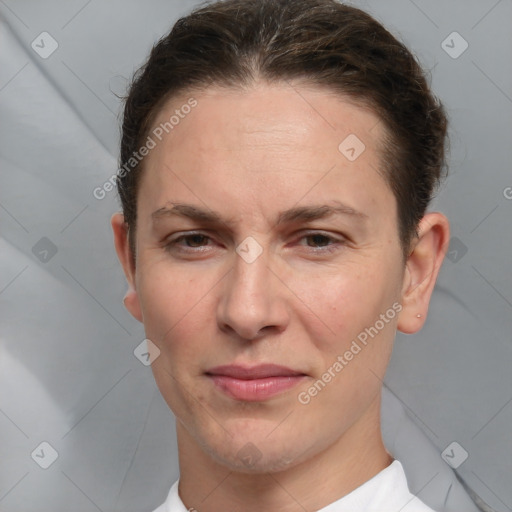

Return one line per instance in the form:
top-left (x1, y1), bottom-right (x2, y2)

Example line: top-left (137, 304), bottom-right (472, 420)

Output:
top-left (117, 82), bottom-right (418, 473)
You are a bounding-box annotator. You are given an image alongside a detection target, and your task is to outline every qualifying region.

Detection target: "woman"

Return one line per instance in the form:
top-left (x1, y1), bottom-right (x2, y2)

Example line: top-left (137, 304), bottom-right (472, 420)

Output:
top-left (112, 0), bottom-right (450, 510)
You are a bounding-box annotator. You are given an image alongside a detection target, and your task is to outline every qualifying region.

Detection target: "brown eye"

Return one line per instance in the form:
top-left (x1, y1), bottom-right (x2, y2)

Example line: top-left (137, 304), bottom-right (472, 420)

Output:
top-left (164, 232), bottom-right (213, 253)
top-left (184, 234), bottom-right (209, 247)
top-left (294, 231), bottom-right (346, 256)
top-left (305, 234), bottom-right (332, 247)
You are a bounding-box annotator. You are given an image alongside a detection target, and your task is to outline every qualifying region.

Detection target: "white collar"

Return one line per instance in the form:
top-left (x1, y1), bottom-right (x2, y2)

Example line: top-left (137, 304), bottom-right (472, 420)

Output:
top-left (153, 460), bottom-right (436, 512)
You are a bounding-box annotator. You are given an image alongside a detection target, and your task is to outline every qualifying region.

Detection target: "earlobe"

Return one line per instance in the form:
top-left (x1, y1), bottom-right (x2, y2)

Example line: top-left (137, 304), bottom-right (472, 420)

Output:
top-left (397, 212), bottom-right (450, 334)
top-left (111, 213), bottom-right (143, 323)
top-left (123, 284), bottom-right (143, 323)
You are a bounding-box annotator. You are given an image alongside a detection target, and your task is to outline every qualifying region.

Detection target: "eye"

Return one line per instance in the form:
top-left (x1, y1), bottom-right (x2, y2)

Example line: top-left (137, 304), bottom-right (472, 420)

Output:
top-left (296, 231), bottom-right (345, 253)
top-left (303, 233), bottom-right (333, 248)
top-left (179, 234), bottom-right (210, 247)
top-left (164, 232), bottom-right (214, 253)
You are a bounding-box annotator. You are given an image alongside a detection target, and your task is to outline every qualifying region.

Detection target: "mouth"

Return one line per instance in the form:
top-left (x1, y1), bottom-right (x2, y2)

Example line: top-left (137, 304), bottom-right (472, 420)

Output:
top-left (205, 364), bottom-right (307, 401)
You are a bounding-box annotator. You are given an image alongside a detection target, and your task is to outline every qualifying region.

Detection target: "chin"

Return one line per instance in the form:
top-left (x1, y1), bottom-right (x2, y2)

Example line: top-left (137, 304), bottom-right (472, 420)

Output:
top-left (201, 430), bottom-right (308, 474)
top-left (216, 448), bottom-right (302, 474)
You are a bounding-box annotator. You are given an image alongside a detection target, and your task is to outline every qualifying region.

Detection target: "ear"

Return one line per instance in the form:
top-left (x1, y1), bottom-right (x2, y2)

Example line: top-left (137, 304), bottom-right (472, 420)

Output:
top-left (397, 212), bottom-right (450, 334)
top-left (111, 213), bottom-right (143, 323)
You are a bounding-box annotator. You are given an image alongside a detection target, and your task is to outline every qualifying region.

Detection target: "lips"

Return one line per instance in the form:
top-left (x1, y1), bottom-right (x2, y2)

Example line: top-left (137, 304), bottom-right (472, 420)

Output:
top-left (205, 364), bottom-right (307, 401)
top-left (206, 364), bottom-right (304, 379)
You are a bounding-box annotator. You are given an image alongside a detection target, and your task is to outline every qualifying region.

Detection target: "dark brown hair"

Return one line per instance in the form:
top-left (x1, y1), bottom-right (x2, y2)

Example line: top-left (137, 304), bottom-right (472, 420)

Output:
top-left (118, 0), bottom-right (448, 260)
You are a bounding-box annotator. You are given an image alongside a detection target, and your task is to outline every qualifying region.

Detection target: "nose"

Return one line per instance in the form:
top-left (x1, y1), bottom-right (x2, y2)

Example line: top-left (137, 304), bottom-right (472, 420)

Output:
top-left (216, 248), bottom-right (290, 341)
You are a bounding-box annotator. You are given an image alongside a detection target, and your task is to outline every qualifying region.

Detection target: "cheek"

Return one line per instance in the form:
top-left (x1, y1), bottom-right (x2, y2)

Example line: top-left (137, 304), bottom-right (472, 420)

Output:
top-left (289, 260), bottom-right (397, 344)
top-left (136, 261), bottom-right (217, 416)
top-left (136, 260), bottom-right (216, 353)
top-left (293, 263), bottom-right (398, 425)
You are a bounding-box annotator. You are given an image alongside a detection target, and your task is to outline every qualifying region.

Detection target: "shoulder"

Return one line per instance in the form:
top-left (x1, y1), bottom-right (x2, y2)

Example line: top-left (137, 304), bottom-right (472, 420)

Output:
top-left (151, 480), bottom-right (189, 512)
top-left (317, 460), bottom-right (438, 512)
top-left (384, 460), bottom-right (438, 512)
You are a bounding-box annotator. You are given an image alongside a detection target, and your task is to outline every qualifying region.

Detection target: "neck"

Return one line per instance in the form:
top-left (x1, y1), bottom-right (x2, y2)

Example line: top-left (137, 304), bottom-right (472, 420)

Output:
top-left (176, 395), bottom-right (392, 512)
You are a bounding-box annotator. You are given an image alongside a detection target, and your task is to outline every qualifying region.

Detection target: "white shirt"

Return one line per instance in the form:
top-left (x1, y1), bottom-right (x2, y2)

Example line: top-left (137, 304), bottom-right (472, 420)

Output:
top-left (153, 460), bottom-right (437, 512)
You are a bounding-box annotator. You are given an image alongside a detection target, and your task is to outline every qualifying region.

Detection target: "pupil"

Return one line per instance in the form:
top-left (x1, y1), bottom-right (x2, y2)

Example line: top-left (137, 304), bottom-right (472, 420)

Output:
top-left (189, 235), bottom-right (205, 246)
top-left (310, 235), bottom-right (328, 247)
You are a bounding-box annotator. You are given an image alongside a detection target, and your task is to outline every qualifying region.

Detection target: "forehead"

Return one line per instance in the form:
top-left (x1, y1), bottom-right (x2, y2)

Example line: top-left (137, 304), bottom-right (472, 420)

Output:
top-left (137, 81), bottom-right (393, 224)
top-left (151, 81), bottom-right (384, 154)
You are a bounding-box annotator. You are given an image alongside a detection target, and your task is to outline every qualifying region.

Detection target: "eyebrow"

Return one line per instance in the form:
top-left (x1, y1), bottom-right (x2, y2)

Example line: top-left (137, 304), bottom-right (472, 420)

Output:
top-left (276, 203), bottom-right (367, 225)
top-left (152, 203), bottom-right (226, 224)
top-left (151, 201), bottom-right (368, 227)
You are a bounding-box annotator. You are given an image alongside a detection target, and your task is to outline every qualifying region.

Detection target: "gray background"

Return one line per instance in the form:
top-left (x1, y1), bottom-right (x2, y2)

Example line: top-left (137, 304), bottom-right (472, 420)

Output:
top-left (0, 1), bottom-right (511, 511)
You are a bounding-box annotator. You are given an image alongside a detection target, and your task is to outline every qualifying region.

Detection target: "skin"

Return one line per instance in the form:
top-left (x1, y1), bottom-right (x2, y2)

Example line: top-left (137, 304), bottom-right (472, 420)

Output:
top-left (112, 81), bottom-right (449, 511)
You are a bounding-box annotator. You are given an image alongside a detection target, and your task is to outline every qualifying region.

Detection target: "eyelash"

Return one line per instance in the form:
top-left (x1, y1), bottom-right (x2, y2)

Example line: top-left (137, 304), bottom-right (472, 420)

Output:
top-left (164, 231), bottom-right (345, 254)
top-left (165, 233), bottom-right (213, 251)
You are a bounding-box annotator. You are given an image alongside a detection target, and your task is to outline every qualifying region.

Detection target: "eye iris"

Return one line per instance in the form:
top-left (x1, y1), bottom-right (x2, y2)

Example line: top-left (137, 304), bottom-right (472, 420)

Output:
top-left (308, 234), bottom-right (330, 247)
top-left (187, 234), bottom-right (207, 247)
